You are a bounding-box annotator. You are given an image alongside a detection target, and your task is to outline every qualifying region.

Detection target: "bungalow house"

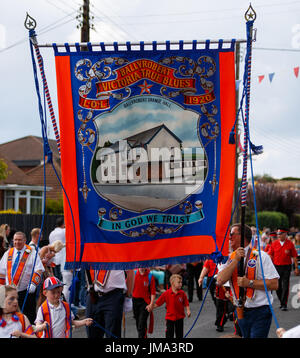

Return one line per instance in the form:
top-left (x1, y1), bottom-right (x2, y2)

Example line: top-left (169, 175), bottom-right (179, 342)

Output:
top-left (0, 136), bottom-right (62, 214)
top-left (96, 123), bottom-right (206, 184)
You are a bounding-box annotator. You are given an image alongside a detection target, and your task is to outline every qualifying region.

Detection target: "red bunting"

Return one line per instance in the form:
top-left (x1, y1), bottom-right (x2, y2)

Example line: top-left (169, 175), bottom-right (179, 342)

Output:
top-left (258, 75), bottom-right (265, 83)
top-left (294, 67), bottom-right (299, 78)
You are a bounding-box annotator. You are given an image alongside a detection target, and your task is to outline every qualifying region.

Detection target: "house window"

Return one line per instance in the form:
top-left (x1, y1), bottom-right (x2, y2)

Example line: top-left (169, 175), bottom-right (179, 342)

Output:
top-left (4, 190), bottom-right (15, 210)
top-left (18, 191), bottom-right (27, 213)
top-left (30, 191), bottom-right (43, 214)
top-left (4, 189), bottom-right (43, 214)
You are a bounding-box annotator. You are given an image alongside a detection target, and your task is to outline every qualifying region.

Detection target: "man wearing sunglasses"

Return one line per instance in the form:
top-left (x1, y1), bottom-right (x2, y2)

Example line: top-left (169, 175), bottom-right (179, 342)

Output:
top-left (217, 223), bottom-right (279, 338)
top-left (268, 228), bottom-right (299, 311)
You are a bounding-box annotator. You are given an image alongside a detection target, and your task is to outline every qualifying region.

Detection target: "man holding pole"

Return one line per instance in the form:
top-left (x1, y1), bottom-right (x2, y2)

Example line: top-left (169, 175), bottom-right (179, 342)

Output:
top-left (217, 223), bottom-right (279, 338)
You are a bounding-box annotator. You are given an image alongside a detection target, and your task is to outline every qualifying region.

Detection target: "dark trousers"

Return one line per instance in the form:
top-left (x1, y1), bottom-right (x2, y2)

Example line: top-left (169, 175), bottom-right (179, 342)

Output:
top-left (86, 288), bottom-right (124, 338)
top-left (186, 263), bottom-right (203, 302)
top-left (233, 311), bottom-right (243, 337)
top-left (18, 290), bottom-right (37, 324)
top-left (275, 265), bottom-right (291, 307)
top-left (207, 276), bottom-right (217, 306)
top-left (132, 297), bottom-right (149, 338)
top-left (238, 305), bottom-right (272, 338)
top-left (74, 270), bottom-right (87, 307)
top-left (53, 264), bottom-right (62, 281)
top-left (215, 298), bottom-right (228, 328)
top-left (166, 318), bottom-right (184, 338)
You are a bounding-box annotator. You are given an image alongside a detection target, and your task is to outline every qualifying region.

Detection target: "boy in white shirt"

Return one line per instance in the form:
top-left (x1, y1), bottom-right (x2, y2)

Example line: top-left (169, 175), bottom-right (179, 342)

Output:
top-left (35, 276), bottom-right (93, 338)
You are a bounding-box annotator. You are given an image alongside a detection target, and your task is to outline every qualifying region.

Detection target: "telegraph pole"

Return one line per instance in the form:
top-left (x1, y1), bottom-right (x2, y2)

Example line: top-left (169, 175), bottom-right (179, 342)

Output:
top-left (77, 0), bottom-right (94, 49)
top-left (81, 0), bottom-right (90, 43)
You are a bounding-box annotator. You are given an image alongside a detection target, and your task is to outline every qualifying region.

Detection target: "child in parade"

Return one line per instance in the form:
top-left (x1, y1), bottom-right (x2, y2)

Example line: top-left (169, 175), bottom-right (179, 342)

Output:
top-left (214, 280), bottom-right (230, 332)
top-left (198, 259), bottom-right (217, 306)
top-left (0, 285), bottom-right (36, 338)
top-left (148, 273), bottom-right (191, 338)
top-left (36, 244), bottom-right (57, 308)
top-left (132, 267), bottom-right (156, 338)
top-left (35, 276), bottom-right (93, 338)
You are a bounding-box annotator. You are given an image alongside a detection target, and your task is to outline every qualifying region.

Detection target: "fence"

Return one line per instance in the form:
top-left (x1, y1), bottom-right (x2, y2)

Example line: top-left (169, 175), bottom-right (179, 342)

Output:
top-left (0, 214), bottom-right (62, 247)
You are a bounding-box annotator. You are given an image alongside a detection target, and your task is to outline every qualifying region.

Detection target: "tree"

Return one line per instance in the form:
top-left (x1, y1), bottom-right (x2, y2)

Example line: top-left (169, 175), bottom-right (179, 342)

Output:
top-left (247, 183), bottom-right (300, 227)
top-left (253, 174), bottom-right (277, 184)
top-left (278, 188), bottom-right (300, 224)
top-left (0, 158), bottom-right (9, 181)
top-left (247, 183), bottom-right (282, 212)
top-left (103, 140), bottom-right (113, 148)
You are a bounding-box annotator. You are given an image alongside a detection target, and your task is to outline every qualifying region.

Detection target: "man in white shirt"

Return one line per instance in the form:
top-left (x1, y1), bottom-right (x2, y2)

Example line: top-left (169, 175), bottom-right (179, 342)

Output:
top-left (86, 269), bottom-right (134, 338)
top-left (0, 231), bottom-right (44, 323)
top-left (217, 223), bottom-right (279, 338)
top-left (48, 217), bottom-right (65, 281)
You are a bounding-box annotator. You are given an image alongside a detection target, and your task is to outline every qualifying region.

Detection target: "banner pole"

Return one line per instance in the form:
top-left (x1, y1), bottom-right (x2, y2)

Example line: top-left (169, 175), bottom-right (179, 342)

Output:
top-left (36, 39), bottom-right (249, 48)
top-left (236, 4), bottom-right (257, 319)
top-left (24, 13), bottom-right (61, 157)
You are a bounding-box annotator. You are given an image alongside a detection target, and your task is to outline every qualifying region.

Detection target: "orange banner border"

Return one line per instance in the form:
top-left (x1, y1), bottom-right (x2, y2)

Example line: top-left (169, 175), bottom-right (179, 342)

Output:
top-left (55, 50), bottom-right (236, 266)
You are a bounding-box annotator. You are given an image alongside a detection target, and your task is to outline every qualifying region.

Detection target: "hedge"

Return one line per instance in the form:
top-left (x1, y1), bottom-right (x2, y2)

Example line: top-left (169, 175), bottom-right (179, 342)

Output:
top-left (254, 211), bottom-right (289, 231)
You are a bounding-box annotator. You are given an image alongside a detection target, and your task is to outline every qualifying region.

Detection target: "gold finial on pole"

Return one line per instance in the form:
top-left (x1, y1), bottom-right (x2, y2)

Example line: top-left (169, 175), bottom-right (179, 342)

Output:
top-left (245, 3), bottom-right (257, 21)
top-left (24, 12), bottom-right (37, 30)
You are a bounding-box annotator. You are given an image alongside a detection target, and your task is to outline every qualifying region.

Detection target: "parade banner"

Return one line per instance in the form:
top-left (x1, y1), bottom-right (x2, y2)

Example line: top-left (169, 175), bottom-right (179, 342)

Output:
top-left (53, 40), bottom-right (236, 269)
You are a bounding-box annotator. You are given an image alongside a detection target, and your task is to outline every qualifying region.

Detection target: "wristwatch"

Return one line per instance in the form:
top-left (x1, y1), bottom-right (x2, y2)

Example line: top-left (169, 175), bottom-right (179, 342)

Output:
top-left (249, 280), bottom-right (254, 288)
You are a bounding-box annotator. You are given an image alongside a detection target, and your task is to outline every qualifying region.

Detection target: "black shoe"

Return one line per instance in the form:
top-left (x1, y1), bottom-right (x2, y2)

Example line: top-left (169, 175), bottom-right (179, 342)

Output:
top-left (216, 326), bottom-right (224, 332)
top-left (281, 306), bottom-right (288, 311)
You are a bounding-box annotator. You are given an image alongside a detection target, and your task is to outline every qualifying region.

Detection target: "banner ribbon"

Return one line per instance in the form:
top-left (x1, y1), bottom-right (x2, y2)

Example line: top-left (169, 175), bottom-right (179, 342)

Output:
top-left (98, 209), bottom-right (204, 231)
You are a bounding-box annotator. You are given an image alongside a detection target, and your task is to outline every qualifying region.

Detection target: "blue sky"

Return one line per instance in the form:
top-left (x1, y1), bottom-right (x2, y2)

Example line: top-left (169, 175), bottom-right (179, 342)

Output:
top-left (1, 0), bottom-right (300, 179)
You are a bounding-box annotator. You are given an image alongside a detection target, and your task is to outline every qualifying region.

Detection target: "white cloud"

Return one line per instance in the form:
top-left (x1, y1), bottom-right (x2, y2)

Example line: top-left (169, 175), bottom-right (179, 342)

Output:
top-left (0, 24), bottom-right (6, 49)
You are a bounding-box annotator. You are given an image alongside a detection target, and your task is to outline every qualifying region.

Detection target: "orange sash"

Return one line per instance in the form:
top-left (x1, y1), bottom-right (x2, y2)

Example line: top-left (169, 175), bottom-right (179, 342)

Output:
top-left (229, 248), bottom-right (258, 304)
top-left (31, 272), bottom-right (42, 286)
top-left (15, 312), bottom-right (34, 336)
top-left (7, 245), bottom-right (32, 287)
top-left (90, 269), bottom-right (109, 286)
top-left (38, 300), bottom-right (71, 338)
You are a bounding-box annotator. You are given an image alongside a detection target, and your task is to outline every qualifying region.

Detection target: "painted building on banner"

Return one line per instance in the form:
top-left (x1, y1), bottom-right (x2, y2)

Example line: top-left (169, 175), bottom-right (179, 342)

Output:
top-left (95, 123), bottom-right (206, 185)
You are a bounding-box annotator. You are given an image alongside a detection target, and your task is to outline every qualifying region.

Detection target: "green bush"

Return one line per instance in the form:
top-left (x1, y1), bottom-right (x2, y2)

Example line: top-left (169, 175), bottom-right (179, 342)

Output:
top-left (45, 198), bottom-right (64, 214)
top-left (254, 211), bottom-right (289, 231)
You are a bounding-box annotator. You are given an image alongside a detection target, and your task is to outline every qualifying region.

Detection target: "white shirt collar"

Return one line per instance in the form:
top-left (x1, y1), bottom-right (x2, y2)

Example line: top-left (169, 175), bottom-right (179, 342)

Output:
top-left (14, 246), bottom-right (25, 254)
top-left (47, 299), bottom-right (63, 310)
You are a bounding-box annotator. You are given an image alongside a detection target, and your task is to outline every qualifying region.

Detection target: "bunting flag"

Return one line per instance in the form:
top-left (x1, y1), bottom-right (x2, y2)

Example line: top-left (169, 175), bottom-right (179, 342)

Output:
top-left (268, 72), bottom-right (275, 83)
top-left (53, 40), bottom-right (236, 270)
top-left (254, 66), bottom-right (300, 84)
